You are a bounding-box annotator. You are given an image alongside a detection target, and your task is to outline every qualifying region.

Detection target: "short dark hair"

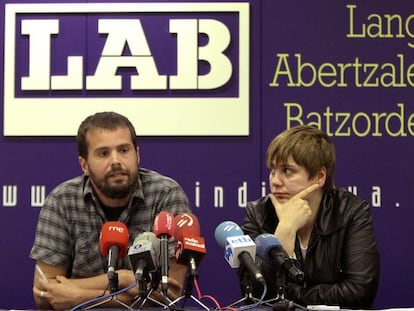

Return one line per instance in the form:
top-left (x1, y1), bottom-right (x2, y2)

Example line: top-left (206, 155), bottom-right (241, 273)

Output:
top-left (266, 125), bottom-right (336, 191)
top-left (76, 111), bottom-right (137, 159)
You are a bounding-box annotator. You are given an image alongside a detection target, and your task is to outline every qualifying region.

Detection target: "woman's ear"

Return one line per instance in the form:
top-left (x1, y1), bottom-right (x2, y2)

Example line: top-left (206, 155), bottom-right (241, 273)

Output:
top-left (316, 167), bottom-right (327, 187)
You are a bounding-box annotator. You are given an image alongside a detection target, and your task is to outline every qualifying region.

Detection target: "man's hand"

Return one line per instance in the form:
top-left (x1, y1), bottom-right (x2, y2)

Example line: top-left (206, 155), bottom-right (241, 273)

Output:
top-left (37, 276), bottom-right (84, 311)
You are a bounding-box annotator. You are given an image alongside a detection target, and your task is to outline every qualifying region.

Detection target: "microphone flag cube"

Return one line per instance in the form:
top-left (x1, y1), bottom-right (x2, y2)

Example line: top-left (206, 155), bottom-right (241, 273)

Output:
top-left (224, 235), bottom-right (256, 268)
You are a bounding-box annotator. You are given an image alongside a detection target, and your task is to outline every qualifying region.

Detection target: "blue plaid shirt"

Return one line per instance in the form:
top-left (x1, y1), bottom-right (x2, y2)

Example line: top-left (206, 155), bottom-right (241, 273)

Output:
top-left (30, 167), bottom-right (191, 278)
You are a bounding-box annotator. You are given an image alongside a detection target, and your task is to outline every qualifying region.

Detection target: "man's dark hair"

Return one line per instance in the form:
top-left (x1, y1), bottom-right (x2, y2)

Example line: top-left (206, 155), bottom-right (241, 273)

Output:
top-left (77, 111), bottom-right (137, 159)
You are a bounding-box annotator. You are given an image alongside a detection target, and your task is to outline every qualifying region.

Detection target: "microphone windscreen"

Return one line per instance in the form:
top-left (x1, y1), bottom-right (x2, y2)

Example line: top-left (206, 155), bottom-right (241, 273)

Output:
top-left (153, 211), bottom-right (175, 238)
top-left (255, 233), bottom-right (283, 261)
top-left (214, 221), bottom-right (244, 248)
top-left (174, 212), bottom-right (201, 242)
top-left (99, 221), bottom-right (129, 257)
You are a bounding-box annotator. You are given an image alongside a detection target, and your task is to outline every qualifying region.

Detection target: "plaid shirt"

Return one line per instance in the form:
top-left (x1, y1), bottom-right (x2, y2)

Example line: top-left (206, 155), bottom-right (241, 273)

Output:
top-left (30, 167), bottom-right (190, 278)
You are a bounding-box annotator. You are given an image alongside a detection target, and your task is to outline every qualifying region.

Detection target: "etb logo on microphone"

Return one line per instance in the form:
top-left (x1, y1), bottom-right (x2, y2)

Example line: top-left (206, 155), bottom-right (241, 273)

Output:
top-left (3, 2), bottom-right (250, 136)
top-left (227, 235), bottom-right (254, 246)
top-left (225, 235), bottom-right (256, 268)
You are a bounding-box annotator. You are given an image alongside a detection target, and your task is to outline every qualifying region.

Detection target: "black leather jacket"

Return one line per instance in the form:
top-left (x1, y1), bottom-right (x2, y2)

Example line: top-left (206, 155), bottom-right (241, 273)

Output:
top-left (240, 187), bottom-right (380, 309)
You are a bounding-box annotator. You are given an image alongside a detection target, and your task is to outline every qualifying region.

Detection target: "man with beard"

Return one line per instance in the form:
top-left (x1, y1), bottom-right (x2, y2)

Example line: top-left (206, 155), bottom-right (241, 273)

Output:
top-left (30, 112), bottom-right (191, 310)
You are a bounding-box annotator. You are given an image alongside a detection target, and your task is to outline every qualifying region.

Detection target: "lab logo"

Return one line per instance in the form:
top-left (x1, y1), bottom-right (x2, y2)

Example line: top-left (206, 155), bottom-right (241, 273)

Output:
top-left (3, 2), bottom-right (250, 136)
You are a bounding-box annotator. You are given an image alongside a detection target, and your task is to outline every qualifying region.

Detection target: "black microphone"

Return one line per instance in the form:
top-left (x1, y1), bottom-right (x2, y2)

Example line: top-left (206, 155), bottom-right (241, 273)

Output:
top-left (214, 221), bottom-right (265, 285)
top-left (255, 233), bottom-right (304, 283)
top-left (153, 211), bottom-right (176, 294)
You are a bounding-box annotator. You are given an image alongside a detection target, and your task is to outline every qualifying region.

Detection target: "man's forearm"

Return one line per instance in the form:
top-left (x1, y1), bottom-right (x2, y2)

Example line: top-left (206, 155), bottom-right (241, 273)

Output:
top-left (69, 269), bottom-right (135, 290)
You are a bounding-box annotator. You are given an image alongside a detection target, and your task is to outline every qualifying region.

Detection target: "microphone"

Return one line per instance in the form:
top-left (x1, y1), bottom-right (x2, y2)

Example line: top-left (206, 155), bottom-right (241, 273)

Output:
top-left (99, 221), bottom-right (129, 293)
top-left (255, 233), bottom-right (304, 283)
top-left (153, 211), bottom-right (175, 294)
top-left (214, 221), bottom-right (265, 285)
top-left (128, 232), bottom-right (160, 282)
top-left (174, 212), bottom-right (206, 278)
top-left (174, 212), bottom-right (201, 241)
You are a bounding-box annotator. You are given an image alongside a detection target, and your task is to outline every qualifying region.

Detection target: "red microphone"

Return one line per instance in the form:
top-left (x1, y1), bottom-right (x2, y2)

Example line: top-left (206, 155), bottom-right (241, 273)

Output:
top-left (153, 211), bottom-right (175, 294)
top-left (99, 221), bottom-right (129, 292)
top-left (99, 221), bottom-right (129, 257)
top-left (174, 212), bottom-right (200, 241)
top-left (174, 212), bottom-right (206, 279)
top-left (153, 211), bottom-right (176, 238)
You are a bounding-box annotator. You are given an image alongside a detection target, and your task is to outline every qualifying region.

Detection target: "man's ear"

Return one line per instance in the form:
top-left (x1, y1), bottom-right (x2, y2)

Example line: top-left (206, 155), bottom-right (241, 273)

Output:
top-left (78, 156), bottom-right (89, 175)
top-left (136, 147), bottom-right (140, 166)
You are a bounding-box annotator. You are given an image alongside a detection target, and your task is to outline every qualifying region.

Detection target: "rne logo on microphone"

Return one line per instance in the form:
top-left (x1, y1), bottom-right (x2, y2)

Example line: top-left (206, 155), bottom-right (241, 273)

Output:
top-left (108, 226), bottom-right (125, 233)
top-left (3, 2), bottom-right (250, 136)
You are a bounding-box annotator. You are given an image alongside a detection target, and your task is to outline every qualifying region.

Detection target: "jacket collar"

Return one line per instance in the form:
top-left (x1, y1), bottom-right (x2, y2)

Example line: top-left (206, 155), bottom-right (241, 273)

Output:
top-left (314, 188), bottom-right (344, 236)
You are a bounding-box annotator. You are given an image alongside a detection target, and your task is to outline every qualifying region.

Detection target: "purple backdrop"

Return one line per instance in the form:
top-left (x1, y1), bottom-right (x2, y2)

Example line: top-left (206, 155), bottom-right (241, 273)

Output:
top-left (0, 0), bottom-right (413, 309)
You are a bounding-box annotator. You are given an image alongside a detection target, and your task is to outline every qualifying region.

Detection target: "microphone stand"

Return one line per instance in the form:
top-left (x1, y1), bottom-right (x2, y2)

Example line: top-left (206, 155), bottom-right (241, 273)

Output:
top-left (83, 271), bottom-right (133, 310)
top-left (135, 269), bottom-right (172, 309)
top-left (228, 273), bottom-right (261, 307)
top-left (261, 271), bottom-right (305, 311)
top-left (168, 259), bottom-right (210, 310)
top-left (130, 272), bottom-right (150, 309)
top-left (108, 270), bottom-right (119, 294)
